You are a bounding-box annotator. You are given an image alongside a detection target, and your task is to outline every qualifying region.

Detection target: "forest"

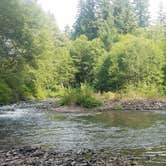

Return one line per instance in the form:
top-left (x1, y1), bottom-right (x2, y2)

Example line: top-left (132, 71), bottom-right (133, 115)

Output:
top-left (0, 0), bottom-right (166, 106)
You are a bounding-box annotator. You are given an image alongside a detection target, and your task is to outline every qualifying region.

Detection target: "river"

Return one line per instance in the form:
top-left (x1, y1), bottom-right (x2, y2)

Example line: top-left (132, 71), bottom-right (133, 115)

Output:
top-left (0, 103), bottom-right (166, 165)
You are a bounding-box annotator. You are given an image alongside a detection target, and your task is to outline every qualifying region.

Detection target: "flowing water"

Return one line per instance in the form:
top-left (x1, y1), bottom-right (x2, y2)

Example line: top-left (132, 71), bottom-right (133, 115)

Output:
top-left (0, 104), bottom-right (166, 165)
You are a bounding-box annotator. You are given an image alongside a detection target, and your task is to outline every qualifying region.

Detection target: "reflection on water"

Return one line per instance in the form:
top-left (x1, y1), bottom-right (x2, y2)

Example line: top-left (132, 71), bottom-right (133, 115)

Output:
top-left (76, 111), bottom-right (166, 129)
top-left (0, 107), bottom-right (166, 154)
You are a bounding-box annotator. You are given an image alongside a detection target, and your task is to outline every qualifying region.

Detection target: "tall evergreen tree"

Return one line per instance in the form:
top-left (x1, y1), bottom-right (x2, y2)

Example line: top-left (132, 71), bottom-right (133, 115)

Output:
top-left (73, 0), bottom-right (98, 40)
top-left (133, 0), bottom-right (150, 27)
top-left (112, 0), bottom-right (136, 34)
top-left (73, 0), bottom-right (115, 49)
top-left (96, 0), bottom-right (116, 50)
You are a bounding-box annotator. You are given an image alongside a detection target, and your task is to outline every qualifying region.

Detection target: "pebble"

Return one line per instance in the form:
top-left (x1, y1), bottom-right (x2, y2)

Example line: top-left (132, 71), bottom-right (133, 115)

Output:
top-left (0, 146), bottom-right (139, 166)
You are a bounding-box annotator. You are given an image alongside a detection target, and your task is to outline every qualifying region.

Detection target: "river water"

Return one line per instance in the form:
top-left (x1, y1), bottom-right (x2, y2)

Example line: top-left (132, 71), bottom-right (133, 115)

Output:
top-left (0, 105), bottom-right (166, 164)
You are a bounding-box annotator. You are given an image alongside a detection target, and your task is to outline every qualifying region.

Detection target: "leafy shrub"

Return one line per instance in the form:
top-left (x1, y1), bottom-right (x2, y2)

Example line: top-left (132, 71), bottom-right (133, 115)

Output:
top-left (77, 96), bottom-right (103, 108)
top-left (60, 83), bottom-right (103, 108)
top-left (34, 83), bottom-right (47, 100)
top-left (122, 83), bottom-right (164, 99)
top-left (60, 88), bottom-right (77, 106)
top-left (47, 85), bottom-right (66, 98)
top-left (95, 34), bottom-right (164, 92)
top-left (19, 84), bottom-right (35, 100)
top-left (0, 82), bottom-right (12, 105)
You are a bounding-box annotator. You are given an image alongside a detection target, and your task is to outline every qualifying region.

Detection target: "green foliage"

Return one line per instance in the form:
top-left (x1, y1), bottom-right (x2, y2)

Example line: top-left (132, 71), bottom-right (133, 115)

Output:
top-left (0, 0), bottom-right (75, 104)
top-left (95, 35), bottom-right (165, 92)
top-left (0, 82), bottom-right (12, 105)
top-left (121, 83), bottom-right (164, 99)
top-left (73, 0), bottom-right (116, 49)
top-left (95, 0), bottom-right (116, 50)
top-left (60, 88), bottom-right (78, 106)
top-left (112, 0), bottom-right (136, 34)
top-left (61, 84), bottom-right (103, 108)
top-left (0, 0), bottom-right (166, 105)
top-left (70, 35), bottom-right (105, 85)
top-left (94, 53), bottom-right (111, 91)
top-left (47, 85), bottom-right (66, 98)
top-left (73, 0), bottom-right (98, 40)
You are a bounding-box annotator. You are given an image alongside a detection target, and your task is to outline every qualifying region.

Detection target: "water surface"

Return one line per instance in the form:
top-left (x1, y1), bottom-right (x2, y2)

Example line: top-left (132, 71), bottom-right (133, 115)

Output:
top-left (0, 106), bottom-right (166, 165)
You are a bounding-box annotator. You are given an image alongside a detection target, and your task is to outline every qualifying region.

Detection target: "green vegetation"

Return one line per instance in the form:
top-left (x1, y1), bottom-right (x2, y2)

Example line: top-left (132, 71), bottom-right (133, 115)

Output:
top-left (60, 84), bottom-right (103, 108)
top-left (0, 0), bottom-right (166, 106)
top-left (95, 35), bottom-right (164, 92)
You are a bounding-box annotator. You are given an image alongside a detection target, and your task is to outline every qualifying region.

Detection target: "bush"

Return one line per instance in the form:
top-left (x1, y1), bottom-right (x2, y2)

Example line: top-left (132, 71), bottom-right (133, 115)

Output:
top-left (19, 84), bottom-right (35, 100)
top-left (95, 34), bottom-right (164, 92)
top-left (0, 82), bottom-right (12, 105)
top-left (77, 96), bottom-right (103, 108)
top-left (47, 85), bottom-right (66, 98)
top-left (60, 88), bottom-right (77, 106)
top-left (60, 84), bottom-right (103, 108)
top-left (121, 83), bottom-right (164, 99)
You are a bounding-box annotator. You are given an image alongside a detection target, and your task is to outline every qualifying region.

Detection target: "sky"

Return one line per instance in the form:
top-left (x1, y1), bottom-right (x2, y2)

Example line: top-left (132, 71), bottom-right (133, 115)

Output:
top-left (38, 0), bottom-right (166, 31)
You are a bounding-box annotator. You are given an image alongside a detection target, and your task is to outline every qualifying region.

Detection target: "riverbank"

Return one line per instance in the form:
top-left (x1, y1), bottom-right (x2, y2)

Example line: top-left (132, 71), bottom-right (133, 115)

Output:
top-left (33, 98), bottom-right (166, 113)
top-left (1, 98), bottom-right (166, 113)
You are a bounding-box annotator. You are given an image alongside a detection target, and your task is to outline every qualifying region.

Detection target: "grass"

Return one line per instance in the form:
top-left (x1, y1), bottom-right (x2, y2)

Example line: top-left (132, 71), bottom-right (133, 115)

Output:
top-left (99, 83), bottom-right (166, 101)
top-left (60, 84), bottom-right (103, 108)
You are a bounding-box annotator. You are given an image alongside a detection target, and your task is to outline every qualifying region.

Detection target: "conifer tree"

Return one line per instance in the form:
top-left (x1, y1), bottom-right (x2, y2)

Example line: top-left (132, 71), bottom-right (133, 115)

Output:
top-left (112, 0), bottom-right (136, 34)
top-left (73, 0), bottom-right (98, 40)
top-left (133, 0), bottom-right (150, 27)
top-left (96, 0), bottom-right (116, 50)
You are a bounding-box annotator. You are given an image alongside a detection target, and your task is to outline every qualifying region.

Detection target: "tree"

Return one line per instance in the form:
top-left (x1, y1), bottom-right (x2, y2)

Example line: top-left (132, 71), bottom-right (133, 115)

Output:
top-left (95, 0), bottom-right (116, 50)
top-left (96, 35), bottom-right (164, 91)
top-left (70, 35), bottom-right (105, 85)
top-left (0, 0), bottom-right (75, 103)
top-left (112, 0), bottom-right (136, 34)
top-left (133, 0), bottom-right (150, 27)
top-left (94, 53), bottom-right (112, 91)
top-left (0, 0), bottom-right (38, 101)
top-left (73, 0), bottom-right (98, 40)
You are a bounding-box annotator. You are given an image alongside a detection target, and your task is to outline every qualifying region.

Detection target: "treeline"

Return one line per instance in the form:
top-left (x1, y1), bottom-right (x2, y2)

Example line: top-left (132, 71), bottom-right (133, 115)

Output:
top-left (0, 0), bottom-right (166, 104)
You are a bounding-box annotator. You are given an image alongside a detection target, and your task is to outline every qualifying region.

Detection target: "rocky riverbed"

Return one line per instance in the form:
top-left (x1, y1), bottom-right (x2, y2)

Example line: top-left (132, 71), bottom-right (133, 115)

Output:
top-left (29, 98), bottom-right (166, 112)
top-left (100, 99), bottom-right (166, 111)
top-left (0, 146), bottom-right (139, 166)
top-left (1, 146), bottom-right (166, 166)
top-left (1, 98), bottom-right (166, 113)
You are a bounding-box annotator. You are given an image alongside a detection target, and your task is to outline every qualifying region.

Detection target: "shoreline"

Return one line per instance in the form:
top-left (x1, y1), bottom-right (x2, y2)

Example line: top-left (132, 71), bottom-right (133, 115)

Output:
top-left (1, 98), bottom-right (166, 113)
top-left (34, 98), bottom-right (166, 113)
